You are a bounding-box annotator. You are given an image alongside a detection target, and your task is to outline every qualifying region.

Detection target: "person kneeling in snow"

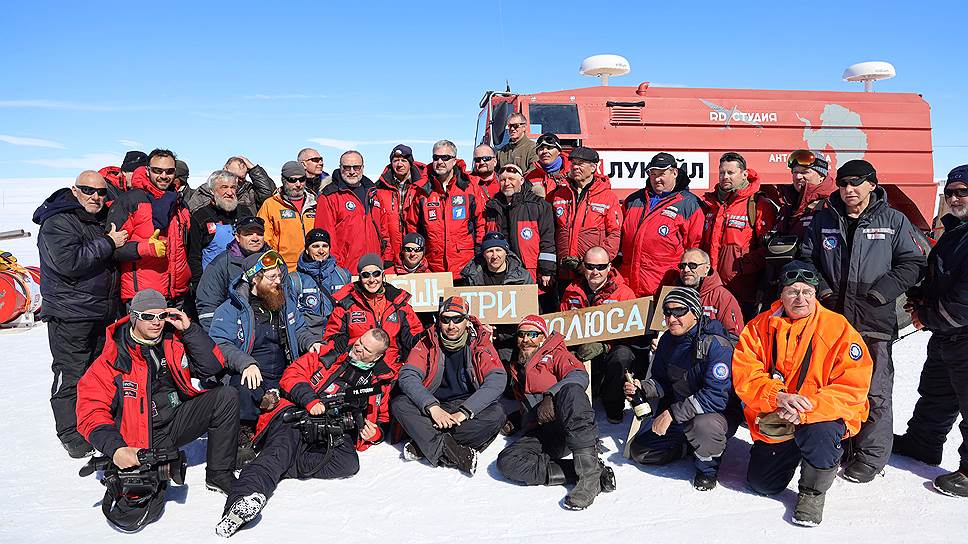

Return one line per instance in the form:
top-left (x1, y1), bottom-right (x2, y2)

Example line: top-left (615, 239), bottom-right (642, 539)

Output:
top-left (732, 261), bottom-right (873, 526)
top-left (392, 297), bottom-right (507, 474)
top-left (626, 287), bottom-right (736, 491)
top-left (215, 329), bottom-right (392, 538)
top-left (496, 316), bottom-right (614, 510)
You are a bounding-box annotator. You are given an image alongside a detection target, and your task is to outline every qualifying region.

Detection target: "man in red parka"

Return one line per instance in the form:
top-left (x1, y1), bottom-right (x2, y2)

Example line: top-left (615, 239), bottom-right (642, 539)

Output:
top-left (108, 149), bottom-right (192, 305)
top-left (406, 140), bottom-right (485, 277)
top-left (619, 152), bottom-right (704, 297)
top-left (701, 152), bottom-right (778, 318)
top-left (375, 144), bottom-right (427, 261)
top-left (525, 133), bottom-right (571, 198)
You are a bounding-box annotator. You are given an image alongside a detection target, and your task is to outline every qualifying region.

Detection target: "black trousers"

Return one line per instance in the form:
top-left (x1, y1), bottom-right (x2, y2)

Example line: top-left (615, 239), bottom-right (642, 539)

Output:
top-left (152, 385), bottom-right (240, 474)
top-left (747, 420), bottom-right (845, 496)
top-left (391, 395), bottom-right (506, 465)
top-left (497, 383), bottom-right (599, 486)
top-left (228, 414), bottom-right (360, 508)
top-left (47, 318), bottom-right (109, 444)
top-left (847, 339), bottom-right (894, 471)
top-left (629, 413), bottom-right (728, 475)
top-left (590, 344), bottom-right (636, 418)
top-left (903, 332), bottom-right (968, 468)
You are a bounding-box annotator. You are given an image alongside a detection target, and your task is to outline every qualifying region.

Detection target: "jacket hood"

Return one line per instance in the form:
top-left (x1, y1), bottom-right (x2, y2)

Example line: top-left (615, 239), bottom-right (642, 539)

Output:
top-left (795, 172), bottom-right (838, 216)
top-left (421, 161), bottom-right (473, 194)
top-left (698, 268), bottom-right (726, 295)
top-left (131, 165), bottom-right (181, 198)
top-left (378, 161), bottom-right (428, 189)
top-left (33, 187), bottom-right (83, 224)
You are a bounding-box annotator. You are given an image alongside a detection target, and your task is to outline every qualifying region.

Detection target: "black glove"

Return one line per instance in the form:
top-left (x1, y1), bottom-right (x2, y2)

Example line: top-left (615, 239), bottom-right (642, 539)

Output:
top-left (536, 394), bottom-right (556, 425)
top-left (575, 342), bottom-right (606, 362)
top-left (560, 256), bottom-right (581, 273)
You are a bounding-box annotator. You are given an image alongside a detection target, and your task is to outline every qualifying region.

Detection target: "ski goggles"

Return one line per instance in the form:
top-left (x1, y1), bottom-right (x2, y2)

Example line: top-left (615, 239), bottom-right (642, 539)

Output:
top-left (781, 269), bottom-right (819, 287)
top-left (131, 310), bottom-right (169, 322)
top-left (244, 250), bottom-right (284, 280)
top-left (787, 149), bottom-right (819, 169)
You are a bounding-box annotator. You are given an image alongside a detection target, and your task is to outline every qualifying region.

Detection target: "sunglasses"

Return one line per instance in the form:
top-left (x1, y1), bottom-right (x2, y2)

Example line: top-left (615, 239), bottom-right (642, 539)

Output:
top-left (245, 250), bottom-right (284, 279)
top-left (438, 314), bottom-right (466, 325)
top-left (340, 164), bottom-right (363, 171)
top-left (149, 166), bottom-right (176, 176)
top-left (359, 270), bottom-right (383, 279)
top-left (132, 310), bottom-right (169, 322)
top-left (786, 149), bottom-right (818, 169)
top-left (75, 185), bottom-right (108, 197)
top-left (517, 330), bottom-right (542, 339)
top-left (402, 246), bottom-right (424, 253)
top-left (835, 174), bottom-right (873, 188)
top-left (662, 306), bottom-right (690, 318)
top-left (782, 269), bottom-right (818, 285)
top-left (432, 154), bottom-right (455, 162)
top-left (284, 176), bottom-right (306, 184)
top-left (507, 123), bottom-right (526, 130)
top-left (944, 187), bottom-right (968, 198)
top-left (473, 156), bottom-right (495, 162)
top-left (303, 157), bottom-right (323, 163)
top-left (582, 262), bottom-right (609, 271)
top-left (677, 262), bottom-right (707, 271)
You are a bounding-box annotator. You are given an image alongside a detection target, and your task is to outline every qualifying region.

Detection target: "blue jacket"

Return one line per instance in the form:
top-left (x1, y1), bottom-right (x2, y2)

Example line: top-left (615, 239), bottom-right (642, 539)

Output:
top-left (644, 318), bottom-right (734, 424)
top-left (209, 272), bottom-right (317, 373)
top-left (291, 251), bottom-right (352, 337)
top-left (195, 240), bottom-right (268, 330)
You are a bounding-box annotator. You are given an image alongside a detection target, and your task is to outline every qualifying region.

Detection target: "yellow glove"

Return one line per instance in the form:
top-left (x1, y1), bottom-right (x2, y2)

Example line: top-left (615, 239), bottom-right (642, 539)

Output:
top-left (138, 229), bottom-right (168, 258)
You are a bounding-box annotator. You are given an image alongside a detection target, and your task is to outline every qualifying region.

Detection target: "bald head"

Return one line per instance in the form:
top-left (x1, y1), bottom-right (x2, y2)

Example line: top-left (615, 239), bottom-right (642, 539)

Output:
top-left (584, 246), bottom-right (610, 263)
top-left (581, 246), bottom-right (612, 291)
top-left (72, 170), bottom-right (107, 213)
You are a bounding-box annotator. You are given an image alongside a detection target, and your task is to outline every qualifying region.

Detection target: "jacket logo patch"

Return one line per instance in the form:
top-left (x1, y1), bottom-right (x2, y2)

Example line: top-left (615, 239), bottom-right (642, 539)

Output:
top-left (520, 227), bottom-right (534, 240)
top-left (849, 343), bottom-right (863, 361)
top-left (661, 209), bottom-right (678, 219)
top-left (350, 311), bottom-right (366, 324)
top-left (712, 362), bottom-right (730, 380)
top-left (428, 209), bottom-right (438, 221)
top-left (305, 295), bottom-right (318, 307)
top-left (345, 201), bottom-right (356, 211)
top-left (822, 236), bottom-right (838, 250)
top-left (866, 233), bottom-right (886, 240)
top-left (122, 380), bottom-right (138, 398)
top-left (206, 222), bottom-right (217, 234)
top-left (452, 195), bottom-right (465, 205)
top-left (280, 209), bottom-right (297, 219)
top-left (589, 203), bottom-right (607, 214)
top-left (310, 369), bottom-right (322, 386)
top-left (657, 224), bottom-right (670, 236)
top-left (288, 312), bottom-right (296, 325)
top-left (452, 206), bottom-right (466, 220)
top-left (426, 201), bottom-right (440, 207)
top-left (387, 312), bottom-right (398, 323)
top-left (555, 207), bottom-right (564, 217)
top-left (181, 356), bottom-right (189, 369)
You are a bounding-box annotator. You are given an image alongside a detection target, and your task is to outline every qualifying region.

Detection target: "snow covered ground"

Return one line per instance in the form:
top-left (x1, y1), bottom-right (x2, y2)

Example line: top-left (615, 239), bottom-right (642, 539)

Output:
top-left (0, 179), bottom-right (965, 543)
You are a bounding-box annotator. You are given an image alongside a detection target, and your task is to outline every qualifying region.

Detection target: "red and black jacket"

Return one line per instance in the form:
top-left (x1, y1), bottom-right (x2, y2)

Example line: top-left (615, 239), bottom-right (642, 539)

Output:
top-left (547, 173), bottom-right (623, 263)
top-left (559, 268), bottom-right (637, 310)
top-left (525, 153), bottom-right (571, 197)
top-left (375, 162), bottom-right (428, 261)
top-left (391, 257), bottom-right (431, 275)
top-left (484, 182), bottom-right (557, 280)
top-left (76, 318), bottom-right (227, 458)
top-left (406, 161), bottom-right (485, 277)
top-left (107, 166), bottom-right (192, 301)
top-left (256, 346), bottom-right (394, 451)
top-left (314, 171), bottom-right (392, 271)
top-left (509, 333), bottom-right (588, 410)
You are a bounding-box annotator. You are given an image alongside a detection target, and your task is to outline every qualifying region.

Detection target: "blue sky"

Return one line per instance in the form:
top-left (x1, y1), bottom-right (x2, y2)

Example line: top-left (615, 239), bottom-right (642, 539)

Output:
top-left (1, 0), bottom-right (964, 182)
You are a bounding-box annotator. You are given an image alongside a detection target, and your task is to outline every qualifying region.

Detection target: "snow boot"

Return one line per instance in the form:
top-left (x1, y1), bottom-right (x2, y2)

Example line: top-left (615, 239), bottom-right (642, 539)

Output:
top-left (842, 459), bottom-right (882, 483)
top-left (206, 469), bottom-right (238, 496)
top-left (402, 440), bottom-right (424, 461)
top-left (892, 433), bottom-right (942, 466)
top-left (693, 470), bottom-right (718, 491)
top-left (440, 434), bottom-right (477, 475)
top-left (556, 458), bottom-right (616, 492)
top-left (546, 462), bottom-right (567, 486)
top-left (792, 462), bottom-right (837, 527)
top-left (934, 469), bottom-right (968, 498)
top-left (564, 448), bottom-right (602, 510)
top-left (215, 493), bottom-right (266, 538)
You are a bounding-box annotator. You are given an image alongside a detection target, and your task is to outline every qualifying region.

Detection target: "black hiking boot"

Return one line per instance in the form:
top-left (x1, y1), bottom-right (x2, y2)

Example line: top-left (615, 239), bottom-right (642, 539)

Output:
top-left (792, 462), bottom-right (837, 527)
top-left (402, 440), bottom-right (424, 461)
top-left (206, 469), bottom-right (238, 496)
top-left (842, 459), bottom-right (882, 483)
top-left (564, 448), bottom-right (602, 510)
top-left (441, 434), bottom-right (478, 475)
top-left (557, 458), bottom-right (615, 492)
top-left (693, 470), bottom-right (718, 491)
top-left (215, 493), bottom-right (266, 538)
top-left (934, 469), bottom-right (968, 498)
top-left (892, 433), bottom-right (942, 466)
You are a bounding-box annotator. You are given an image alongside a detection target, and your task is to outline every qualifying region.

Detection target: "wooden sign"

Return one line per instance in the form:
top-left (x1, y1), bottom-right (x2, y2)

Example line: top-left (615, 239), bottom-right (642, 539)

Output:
top-left (384, 272), bottom-right (454, 313)
top-left (540, 297), bottom-right (653, 346)
top-left (442, 284), bottom-right (539, 324)
top-left (648, 286), bottom-right (675, 332)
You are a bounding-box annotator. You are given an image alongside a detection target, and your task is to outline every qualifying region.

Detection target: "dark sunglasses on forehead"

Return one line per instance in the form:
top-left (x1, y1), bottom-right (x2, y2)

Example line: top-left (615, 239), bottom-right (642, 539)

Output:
top-left (131, 310), bottom-right (169, 322)
top-left (438, 314), bottom-right (466, 325)
top-left (662, 306), bottom-right (690, 318)
top-left (944, 187), bottom-right (968, 198)
top-left (473, 156), bottom-right (495, 163)
top-left (782, 269), bottom-right (818, 284)
top-left (432, 154), bottom-right (455, 162)
top-left (517, 330), bottom-right (542, 339)
top-left (359, 270), bottom-right (383, 279)
top-left (677, 261), bottom-right (708, 271)
top-left (835, 173), bottom-right (873, 188)
top-left (75, 185), bottom-right (108, 196)
top-left (149, 166), bottom-right (176, 176)
top-left (582, 262), bottom-right (609, 271)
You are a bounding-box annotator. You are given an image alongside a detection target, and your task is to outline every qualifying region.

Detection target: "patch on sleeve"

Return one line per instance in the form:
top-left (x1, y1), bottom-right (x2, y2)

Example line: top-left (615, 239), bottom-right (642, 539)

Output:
top-left (712, 362), bottom-right (730, 380)
top-left (849, 343), bottom-right (864, 361)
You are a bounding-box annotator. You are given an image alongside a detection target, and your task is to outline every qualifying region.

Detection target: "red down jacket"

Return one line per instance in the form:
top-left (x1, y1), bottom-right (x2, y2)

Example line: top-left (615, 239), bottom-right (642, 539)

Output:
top-left (106, 166), bottom-right (191, 301)
top-left (559, 268), bottom-right (636, 310)
top-left (375, 161), bottom-right (428, 261)
top-left (314, 171), bottom-right (391, 271)
top-left (547, 173), bottom-right (623, 263)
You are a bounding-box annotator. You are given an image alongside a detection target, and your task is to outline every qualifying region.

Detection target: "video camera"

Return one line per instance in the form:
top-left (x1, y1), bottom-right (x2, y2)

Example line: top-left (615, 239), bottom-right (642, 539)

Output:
top-left (281, 382), bottom-right (385, 445)
top-left (80, 448), bottom-right (187, 497)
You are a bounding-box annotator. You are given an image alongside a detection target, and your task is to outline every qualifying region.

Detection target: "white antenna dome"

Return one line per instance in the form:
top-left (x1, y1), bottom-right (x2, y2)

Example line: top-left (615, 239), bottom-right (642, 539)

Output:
top-left (580, 55), bottom-right (630, 86)
top-left (843, 61), bottom-right (896, 92)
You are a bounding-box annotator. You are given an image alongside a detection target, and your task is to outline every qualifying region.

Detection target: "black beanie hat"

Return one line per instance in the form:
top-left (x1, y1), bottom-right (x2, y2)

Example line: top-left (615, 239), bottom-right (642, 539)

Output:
top-left (305, 228), bottom-right (331, 250)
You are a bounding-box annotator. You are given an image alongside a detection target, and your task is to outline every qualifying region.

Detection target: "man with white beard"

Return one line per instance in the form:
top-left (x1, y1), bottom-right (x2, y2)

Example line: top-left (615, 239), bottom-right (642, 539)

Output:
top-left (189, 170), bottom-right (244, 292)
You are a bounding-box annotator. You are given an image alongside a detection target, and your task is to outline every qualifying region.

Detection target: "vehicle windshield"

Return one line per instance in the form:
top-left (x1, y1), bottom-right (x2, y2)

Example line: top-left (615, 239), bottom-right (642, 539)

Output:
top-left (528, 104), bottom-right (580, 135)
top-left (490, 101), bottom-right (514, 147)
top-left (476, 107), bottom-right (489, 146)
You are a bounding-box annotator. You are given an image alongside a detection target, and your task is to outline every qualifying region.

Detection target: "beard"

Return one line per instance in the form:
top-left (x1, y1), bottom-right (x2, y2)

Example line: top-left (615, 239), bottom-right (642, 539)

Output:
top-left (284, 185), bottom-right (306, 200)
top-left (257, 283), bottom-right (286, 312)
top-left (215, 194), bottom-right (238, 212)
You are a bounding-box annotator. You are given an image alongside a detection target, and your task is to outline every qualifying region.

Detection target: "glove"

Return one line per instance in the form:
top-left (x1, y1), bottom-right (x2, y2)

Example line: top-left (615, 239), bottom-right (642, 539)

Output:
top-left (138, 229), bottom-right (168, 258)
top-left (560, 256), bottom-right (581, 273)
top-left (575, 342), bottom-right (606, 362)
top-left (536, 394), bottom-right (556, 425)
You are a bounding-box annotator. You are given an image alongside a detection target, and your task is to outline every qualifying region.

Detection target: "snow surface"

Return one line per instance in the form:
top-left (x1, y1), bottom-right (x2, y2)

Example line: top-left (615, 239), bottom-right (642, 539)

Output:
top-left (0, 180), bottom-right (965, 543)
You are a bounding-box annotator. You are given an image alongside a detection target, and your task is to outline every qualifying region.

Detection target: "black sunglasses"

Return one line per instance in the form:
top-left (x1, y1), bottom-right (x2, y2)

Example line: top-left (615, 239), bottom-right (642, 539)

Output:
top-left (131, 310), bottom-right (169, 322)
top-left (284, 176), bottom-right (307, 184)
top-left (507, 123), bottom-right (526, 130)
top-left (403, 246), bottom-right (424, 253)
top-left (149, 166), bottom-right (176, 176)
top-left (677, 262), bottom-right (707, 271)
top-left (517, 330), bottom-right (542, 339)
top-left (438, 314), bottom-right (466, 325)
top-left (662, 306), bottom-right (690, 318)
top-left (432, 154), bottom-right (455, 162)
top-left (75, 185), bottom-right (108, 197)
top-left (582, 262), bottom-right (609, 271)
top-left (944, 187), bottom-right (968, 198)
top-left (835, 173), bottom-right (873, 188)
top-left (473, 156), bottom-right (495, 163)
top-left (303, 157), bottom-right (323, 163)
top-left (359, 270), bottom-right (383, 279)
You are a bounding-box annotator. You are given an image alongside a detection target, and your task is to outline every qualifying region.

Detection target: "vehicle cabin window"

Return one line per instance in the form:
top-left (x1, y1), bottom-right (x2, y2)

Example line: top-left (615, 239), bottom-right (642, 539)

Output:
top-left (490, 102), bottom-right (514, 147)
top-left (476, 107), bottom-right (490, 146)
top-left (528, 104), bottom-right (580, 135)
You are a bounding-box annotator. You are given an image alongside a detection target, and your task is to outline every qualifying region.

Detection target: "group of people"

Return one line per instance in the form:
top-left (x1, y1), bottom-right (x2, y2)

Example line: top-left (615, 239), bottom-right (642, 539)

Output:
top-left (31, 129), bottom-right (968, 535)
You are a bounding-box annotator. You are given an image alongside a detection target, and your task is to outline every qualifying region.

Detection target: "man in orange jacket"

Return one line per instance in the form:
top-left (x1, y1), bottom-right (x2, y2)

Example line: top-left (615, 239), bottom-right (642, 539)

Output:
top-left (732, 260), bottom-right (873, 527)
